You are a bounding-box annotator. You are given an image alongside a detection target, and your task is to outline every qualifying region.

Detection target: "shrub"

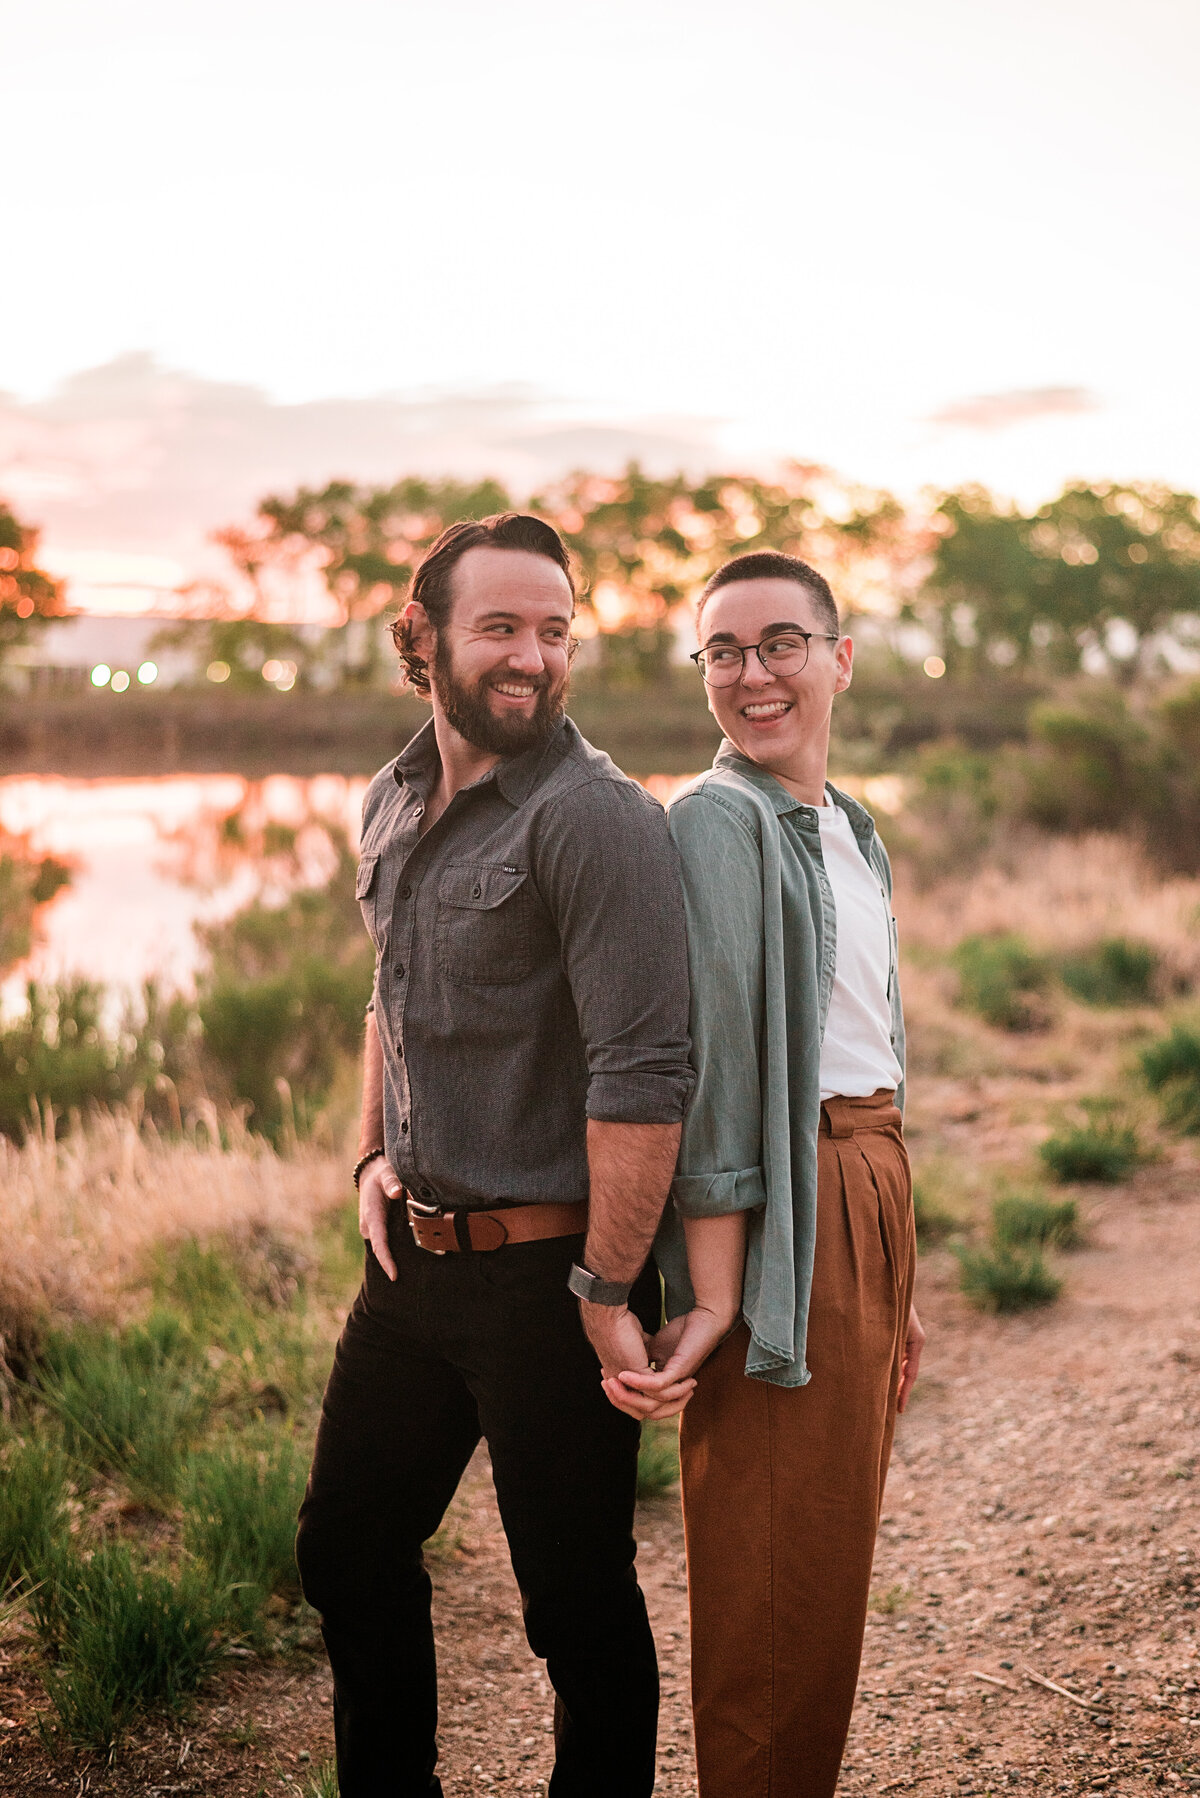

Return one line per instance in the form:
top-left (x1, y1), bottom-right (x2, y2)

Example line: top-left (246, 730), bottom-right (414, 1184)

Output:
top-left (954, 1244), bottom-right (1062, 1314)
top-left (953, 933), bottom-right (1053, 1031)
top-left (305, 1761), bottom-right (340, 1798)
top-left (992, 1192), bottom-right (1082, 1250)
top-left (1060, 937), bottom-right (1158, 1006)
top-left (32, 1541), bottom-right (222, 1750)
top-left (182, 1434), bottom-right (307, 1639)
top-left (37, 1313), bottom-right (212, 1507)
top-left (636, 1421), bottom-right (680, 1498)
top-left (0, 1435), bottom-right (71, 1589)
top-left (1039, 1119), bottom-right (1143, 1184)
top-left (912, 1177), bottom-right (959, 1247)
top-left (1140, 1024), bottom-right (1200, 1134)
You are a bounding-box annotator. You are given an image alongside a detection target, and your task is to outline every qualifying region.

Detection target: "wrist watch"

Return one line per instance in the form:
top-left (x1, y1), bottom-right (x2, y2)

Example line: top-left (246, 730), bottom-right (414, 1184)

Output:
top-left (568, 1262), bottom-right (634, 1306)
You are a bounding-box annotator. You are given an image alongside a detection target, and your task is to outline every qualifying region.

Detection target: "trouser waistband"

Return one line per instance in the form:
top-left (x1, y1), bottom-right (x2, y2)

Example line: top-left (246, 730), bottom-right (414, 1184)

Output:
top-left (819, 1089), bottom-right (900, 1140)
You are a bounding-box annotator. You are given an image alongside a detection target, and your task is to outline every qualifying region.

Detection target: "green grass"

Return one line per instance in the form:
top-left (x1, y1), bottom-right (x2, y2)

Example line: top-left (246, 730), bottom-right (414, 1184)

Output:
top-left (32, 1541), bottom-right (223, 1750)
top-left (36, 1313), bottom-right (213, 1508)
top-left (912, 1176), bottom-right (960, 1247)
top-left (1039, 1119), bottom-right (1144, 1184)
top-left (953, 933), bottom-right (1053, 1031)
top-left (0, 1435), bottom-right (71, 1590)
top-left (182, 1433), bottom-right (307, 1640)
top-left (636, 1420), bottom-right (680, 1498)
top-left (304, 1759), bottom-right (339, 1797)
top-left (954, 1243), bottom-right (1063, 1313)
top-left (992, 1191), bottom-right (1083, 1249)
top-left (1060, 937), bottom-right (1158, 1006)
top-left (1140, 1023), bottom-right (1200, 1134)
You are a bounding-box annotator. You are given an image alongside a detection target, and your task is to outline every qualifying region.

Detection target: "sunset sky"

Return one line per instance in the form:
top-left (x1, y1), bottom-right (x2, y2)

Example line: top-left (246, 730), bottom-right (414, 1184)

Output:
top-left (5, 0), bottom-right (1199, 612)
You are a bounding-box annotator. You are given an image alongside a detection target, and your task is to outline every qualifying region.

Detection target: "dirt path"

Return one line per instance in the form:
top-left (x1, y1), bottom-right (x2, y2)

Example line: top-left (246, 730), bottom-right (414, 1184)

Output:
top-left (2, 1155), bottom-right (1197, 1796)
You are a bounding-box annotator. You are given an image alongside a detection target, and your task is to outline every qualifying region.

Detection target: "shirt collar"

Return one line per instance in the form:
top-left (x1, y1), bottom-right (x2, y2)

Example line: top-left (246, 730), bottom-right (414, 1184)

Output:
top-left (392, 713), bottom-right (571, 808)
top-left (712, 739), bottom-right (875, 839)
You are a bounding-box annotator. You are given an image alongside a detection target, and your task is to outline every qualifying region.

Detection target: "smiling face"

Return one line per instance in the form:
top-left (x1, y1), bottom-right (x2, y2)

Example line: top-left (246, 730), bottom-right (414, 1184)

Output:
top-left (697, 576), bottom-right (853, 781)
top-left (410, 544), bottom-right (575, 757)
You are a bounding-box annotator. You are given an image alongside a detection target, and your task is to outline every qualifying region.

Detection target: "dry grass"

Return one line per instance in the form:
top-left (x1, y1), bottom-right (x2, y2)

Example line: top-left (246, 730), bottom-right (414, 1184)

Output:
top-left (0, 1109), bottom-right (346, 1374)
top-left (894, 830), bottom-right (1200, 990)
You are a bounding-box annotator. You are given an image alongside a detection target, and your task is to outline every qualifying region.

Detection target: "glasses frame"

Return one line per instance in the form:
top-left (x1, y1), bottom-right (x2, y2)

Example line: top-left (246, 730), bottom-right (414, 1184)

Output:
top-left (689, 628), bottom-right (842, 687)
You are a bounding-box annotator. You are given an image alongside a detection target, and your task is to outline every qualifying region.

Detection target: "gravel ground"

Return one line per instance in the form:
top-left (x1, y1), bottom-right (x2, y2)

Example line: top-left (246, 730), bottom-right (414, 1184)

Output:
top-left (2, 1144), bottom-right (1197, 1796)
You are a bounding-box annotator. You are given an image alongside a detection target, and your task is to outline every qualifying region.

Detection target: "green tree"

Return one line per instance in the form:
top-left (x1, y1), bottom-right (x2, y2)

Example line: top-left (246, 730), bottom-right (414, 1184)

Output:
top-left (0, 498), bottom-right (65, 666)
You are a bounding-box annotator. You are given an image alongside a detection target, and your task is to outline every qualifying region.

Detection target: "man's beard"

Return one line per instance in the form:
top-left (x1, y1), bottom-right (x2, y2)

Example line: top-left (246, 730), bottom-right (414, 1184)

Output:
top-left (431, 638), bottom-right (568, 757)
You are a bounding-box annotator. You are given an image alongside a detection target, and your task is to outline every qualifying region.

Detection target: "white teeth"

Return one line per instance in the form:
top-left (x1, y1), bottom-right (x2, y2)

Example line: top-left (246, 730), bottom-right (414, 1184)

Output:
top-left (494, 683), bottom-right (536, 697)
top-left (743, 702), bottom-right (791, 719)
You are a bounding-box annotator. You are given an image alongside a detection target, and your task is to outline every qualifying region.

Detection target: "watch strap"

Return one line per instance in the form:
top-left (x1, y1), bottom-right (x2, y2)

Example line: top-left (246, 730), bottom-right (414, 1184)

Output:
top-left (567, 1262), bottom-right (634, 1306)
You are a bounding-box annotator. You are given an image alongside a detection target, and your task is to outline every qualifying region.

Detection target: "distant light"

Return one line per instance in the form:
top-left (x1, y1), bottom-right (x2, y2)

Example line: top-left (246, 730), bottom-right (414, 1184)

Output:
top-left (207, 660), bottom-right (231, 683)
top-left (136, 660), bottom-right (158, 685)
top-left (274, 659), bottom-right (298, 692)
top-left (261, 658), bottom-right (283, 683)
top-left (16, 596), bottom-right (34, 619)
top-left (90, 663), bottom-right (112, 688)
top-left (111, 669), bottom-right (131, 692)
top-left (923, 655), bottom-right (947, 679)
top-left (0, 547), bottom-right (18, 572)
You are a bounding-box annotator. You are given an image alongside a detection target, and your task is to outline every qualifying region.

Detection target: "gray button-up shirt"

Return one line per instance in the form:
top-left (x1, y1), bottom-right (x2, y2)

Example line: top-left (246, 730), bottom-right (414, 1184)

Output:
top-left (357, 716), bottom-right (694, 1209)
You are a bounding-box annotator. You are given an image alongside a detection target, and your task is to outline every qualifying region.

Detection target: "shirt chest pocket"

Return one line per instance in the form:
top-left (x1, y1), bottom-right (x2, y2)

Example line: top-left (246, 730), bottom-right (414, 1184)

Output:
top-left (436, 863), bottom-right (533, 985)
top-left (356, 852), bottom-right (381, 944)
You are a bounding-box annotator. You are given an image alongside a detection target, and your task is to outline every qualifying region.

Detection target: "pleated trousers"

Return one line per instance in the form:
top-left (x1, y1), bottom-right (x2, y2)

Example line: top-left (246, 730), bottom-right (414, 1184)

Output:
top-left (679, 1088), bottom-right (916, 1798)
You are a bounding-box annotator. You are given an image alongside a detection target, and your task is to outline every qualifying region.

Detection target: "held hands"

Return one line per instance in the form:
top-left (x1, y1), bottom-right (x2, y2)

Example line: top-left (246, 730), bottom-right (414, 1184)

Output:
top-left (613, 1304), bottom-right (737, 1420)
top-left (359, 1157), bottom-right (405, 1281)
top-left (580, 1302), bottom-right (697, 1421)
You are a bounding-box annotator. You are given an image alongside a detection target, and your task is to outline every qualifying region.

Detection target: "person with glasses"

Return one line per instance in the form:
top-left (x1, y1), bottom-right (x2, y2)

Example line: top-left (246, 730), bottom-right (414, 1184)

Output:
top-left (611, 550), bottom-right (925, 1798)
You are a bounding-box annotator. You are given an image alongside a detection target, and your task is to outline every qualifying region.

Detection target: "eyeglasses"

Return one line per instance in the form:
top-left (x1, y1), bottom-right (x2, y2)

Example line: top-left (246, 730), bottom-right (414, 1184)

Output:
top-left (690, 629), bottom-right (841, 688)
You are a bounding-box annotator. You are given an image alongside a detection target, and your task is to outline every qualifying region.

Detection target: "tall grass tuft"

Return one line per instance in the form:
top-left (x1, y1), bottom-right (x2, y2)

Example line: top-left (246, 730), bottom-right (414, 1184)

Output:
top-left (954, 1244), bottom-right (1063, 1314)
top-left (636, 1421), bottom-right (680, 1498)
top-left (1039, 1117), bottom-right (1144, 1184)
top-left (912, 1176), bottom-right (959, 1247)
top-left (182, 1433), bottom-right (307, 1639)
top-left (37, 1314), bottom-right (212, 1508)
top-left (992, 1191), bottom-right (1083, 1250)
top-left (1060, 937), bottom-right (1158, 1006)
top-left (953, 933), bottom-right (1053, 1032)
top-left (1140, 1023), bottom-right (1200, 1134)
top-left (305, 1760), bottom-right (340, 1797)
top-left (0, 1435), bottom-right (71, 1589)
top-left (32, 1541), bottom-right (222, 1750)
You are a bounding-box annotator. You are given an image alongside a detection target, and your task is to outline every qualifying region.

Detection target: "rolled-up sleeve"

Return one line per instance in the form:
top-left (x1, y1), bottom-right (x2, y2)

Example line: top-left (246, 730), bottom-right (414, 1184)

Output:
top-left (535, 777), bottom-right (694, 1124)
top-left (668, 792), bottom-right (766, 1217)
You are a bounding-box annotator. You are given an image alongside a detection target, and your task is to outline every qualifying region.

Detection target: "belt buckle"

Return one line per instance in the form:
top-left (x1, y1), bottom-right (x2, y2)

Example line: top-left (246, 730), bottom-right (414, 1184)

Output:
top-left (406, 1193), bottom-right (449, 1255)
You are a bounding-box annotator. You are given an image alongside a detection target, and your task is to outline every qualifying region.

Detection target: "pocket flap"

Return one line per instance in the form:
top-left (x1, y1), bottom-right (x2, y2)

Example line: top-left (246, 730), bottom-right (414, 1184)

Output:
top-left (439, 864), bottom-right (528, 910)
top-left (355, 853), bottom-right (380, 898)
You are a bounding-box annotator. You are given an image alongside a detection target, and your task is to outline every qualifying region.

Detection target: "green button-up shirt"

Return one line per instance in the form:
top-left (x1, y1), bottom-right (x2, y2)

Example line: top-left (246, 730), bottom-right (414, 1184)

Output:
top-left (654, 739), bottom-right (906, 1388)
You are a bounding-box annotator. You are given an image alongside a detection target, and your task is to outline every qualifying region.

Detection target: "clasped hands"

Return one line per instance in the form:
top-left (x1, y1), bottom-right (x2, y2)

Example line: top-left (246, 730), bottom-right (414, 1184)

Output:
top-left (581, 1301), bottom-right (737, 1421)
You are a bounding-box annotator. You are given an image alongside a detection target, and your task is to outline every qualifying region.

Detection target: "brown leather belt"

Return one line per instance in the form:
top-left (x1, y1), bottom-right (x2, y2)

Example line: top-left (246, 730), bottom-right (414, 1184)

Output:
top-left (405, 1192), bottom-right (588, 1254)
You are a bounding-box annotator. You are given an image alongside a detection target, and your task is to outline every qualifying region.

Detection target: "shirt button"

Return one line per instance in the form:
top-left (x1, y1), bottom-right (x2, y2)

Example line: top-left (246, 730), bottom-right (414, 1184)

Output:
top-left (472, 884), bottom-right (482, 898)
top-left (401, 885), bottom-right (412, 899)
top-left (400, 1120), bottom-right (409, 1135)
top-left (396, 962), bottom-right (405, 978)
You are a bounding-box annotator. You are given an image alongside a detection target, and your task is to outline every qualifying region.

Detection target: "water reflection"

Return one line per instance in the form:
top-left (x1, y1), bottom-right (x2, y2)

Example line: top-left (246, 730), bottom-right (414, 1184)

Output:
top-left (0, 771), bottom-right (698, 1008)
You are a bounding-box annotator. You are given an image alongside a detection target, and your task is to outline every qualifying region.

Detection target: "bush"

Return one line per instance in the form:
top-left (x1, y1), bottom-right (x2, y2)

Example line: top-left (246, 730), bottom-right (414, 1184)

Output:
top-left (1140, 1024), bottom-right (1200, 1134)
top-left (1039, 1119), bottom-right (1144, 1184)
top-left (182, 1434), bottom-right (307, 1639)
top-left (953, 933), bottom-right (1053, 1031)
top-left (992, 1192), bottom-right (1082, 1250)
top-left (954, 1244), bottom-right (1062, 1314)
top-left (636, 1421), bottom-right (680, 1498)
top-left (32, 1541), bottom-right (222, 1749)
top-left (912, 1177), bottom-right (959, 1247)
top-left (0, 1435), bottom-right (71, 1589)
top-left (1060, 937), bottom-right (1158, 1006)
top-left (37, 1313), bottom-right (212, 1508)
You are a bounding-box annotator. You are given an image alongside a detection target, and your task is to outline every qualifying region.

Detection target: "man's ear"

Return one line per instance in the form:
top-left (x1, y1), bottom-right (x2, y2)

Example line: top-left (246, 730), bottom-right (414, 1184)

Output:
top-left (833, 633), bottom-right (854, 697)
top-left (405, 599), bottom-right (435, 664)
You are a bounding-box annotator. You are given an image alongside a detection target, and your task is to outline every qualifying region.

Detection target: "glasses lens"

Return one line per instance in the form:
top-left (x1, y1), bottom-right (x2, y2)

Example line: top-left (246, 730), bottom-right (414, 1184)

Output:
top-left (698, 647), bottom-right (744, 686)
top-left (759, 635), bottom-right (810, 677)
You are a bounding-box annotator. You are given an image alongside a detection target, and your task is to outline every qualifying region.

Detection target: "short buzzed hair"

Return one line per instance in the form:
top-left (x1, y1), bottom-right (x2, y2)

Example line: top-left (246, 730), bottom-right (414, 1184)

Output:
top-left (697, 551), bottom-right (839, 638)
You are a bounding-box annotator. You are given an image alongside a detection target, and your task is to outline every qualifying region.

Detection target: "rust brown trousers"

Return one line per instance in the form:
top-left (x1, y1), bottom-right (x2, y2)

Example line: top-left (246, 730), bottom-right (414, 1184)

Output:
top-left (679, 1089), bottom-right (916, 1798)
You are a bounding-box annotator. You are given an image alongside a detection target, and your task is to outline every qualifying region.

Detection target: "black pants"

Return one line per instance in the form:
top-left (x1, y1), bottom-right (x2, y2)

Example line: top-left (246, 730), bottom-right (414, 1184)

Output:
top-left (296, 1214), bottom-right (660, 1798)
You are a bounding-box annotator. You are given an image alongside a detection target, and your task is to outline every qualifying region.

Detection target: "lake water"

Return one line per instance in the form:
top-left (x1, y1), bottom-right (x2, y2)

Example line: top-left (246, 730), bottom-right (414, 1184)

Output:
top-left (0, 770), bottom-right (696, 1011)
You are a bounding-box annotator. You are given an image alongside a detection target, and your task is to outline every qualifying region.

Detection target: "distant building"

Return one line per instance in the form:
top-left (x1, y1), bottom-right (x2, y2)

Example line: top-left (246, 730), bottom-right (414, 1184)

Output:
top-left (2, 615), bottom-right (195, 694)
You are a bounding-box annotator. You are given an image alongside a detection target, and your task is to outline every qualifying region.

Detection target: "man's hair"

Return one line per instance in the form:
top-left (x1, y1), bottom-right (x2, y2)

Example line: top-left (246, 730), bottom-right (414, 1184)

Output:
top-left (392, 512), bottom-right (574, 696)
top-left (697, 551), bottom-right (839, 639)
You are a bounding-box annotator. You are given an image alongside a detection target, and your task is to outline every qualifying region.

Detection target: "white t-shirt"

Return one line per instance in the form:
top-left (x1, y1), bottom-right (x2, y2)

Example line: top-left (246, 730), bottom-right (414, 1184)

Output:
top-left (817, 792), bottom-right (903, 1101)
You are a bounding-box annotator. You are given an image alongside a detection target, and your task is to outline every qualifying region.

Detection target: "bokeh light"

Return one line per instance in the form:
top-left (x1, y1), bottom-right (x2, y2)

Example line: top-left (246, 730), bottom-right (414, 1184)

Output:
top-left (136, 660), bottom-right (158, 684)
top-left (90, 663), bottom-right (112, 687)
top-left (923, 655), bottom-right (946, 679)
top-left (206, 660), bottom-right (231, 682)
top-left (110, 670), bottom-right (131, 692)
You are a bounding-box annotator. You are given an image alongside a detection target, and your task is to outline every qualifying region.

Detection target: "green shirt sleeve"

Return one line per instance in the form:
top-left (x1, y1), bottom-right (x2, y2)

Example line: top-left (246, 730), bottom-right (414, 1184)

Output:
top-left (668, 792), bottom-right (768, 1219)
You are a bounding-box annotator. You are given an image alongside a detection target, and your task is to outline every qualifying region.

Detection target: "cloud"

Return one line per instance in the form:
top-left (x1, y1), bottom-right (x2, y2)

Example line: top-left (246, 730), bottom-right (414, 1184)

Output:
top-left (927, 386), bottom-right (1102, 431)
top-left (0, 354), bottom-right (720, 607)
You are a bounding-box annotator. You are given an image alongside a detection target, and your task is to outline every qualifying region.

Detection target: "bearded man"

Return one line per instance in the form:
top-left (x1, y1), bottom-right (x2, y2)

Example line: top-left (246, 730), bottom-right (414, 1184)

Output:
top-left (296, 512), bottom-right (695, 1798)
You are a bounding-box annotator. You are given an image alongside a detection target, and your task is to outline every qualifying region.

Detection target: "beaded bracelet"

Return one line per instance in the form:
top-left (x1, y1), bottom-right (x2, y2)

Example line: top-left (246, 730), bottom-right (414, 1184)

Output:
top-left (352, 1146), bottom-right (386, 1189)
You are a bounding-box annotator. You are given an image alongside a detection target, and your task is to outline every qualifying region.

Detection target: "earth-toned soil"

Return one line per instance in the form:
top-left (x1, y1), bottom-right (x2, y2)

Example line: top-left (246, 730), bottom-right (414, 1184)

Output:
top-left (1, 1141), bottom-right (1197, 1796)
